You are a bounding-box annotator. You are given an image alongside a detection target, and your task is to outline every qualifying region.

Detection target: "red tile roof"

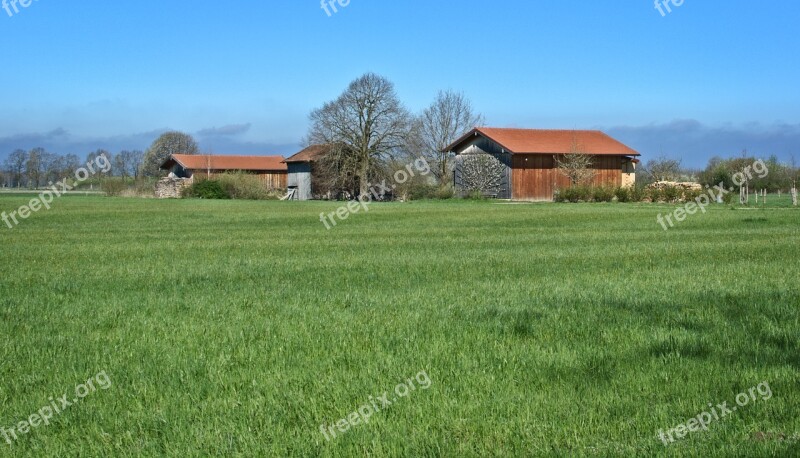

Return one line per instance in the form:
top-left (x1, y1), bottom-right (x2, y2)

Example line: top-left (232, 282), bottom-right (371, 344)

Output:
top-left (283, 144), bottom-right (332, 163)
top-left (446, 127), bottom-right (640, 156)
top-left (163, 154), bottom-right (288, 172)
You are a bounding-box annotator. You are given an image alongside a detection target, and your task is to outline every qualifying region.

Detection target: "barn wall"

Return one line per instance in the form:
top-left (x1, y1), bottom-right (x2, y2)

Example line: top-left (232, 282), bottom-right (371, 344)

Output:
top-left (511, 154), bottom-right (624, 201)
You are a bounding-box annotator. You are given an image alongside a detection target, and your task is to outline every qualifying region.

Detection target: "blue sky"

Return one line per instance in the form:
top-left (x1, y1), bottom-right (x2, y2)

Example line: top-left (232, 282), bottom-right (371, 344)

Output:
top-left (1, 0), bottom-right (799, 167)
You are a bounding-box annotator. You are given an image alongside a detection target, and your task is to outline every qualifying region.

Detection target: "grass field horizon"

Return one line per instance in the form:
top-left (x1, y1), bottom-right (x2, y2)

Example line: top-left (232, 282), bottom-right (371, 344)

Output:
top-left (1, 196), bottom-right (799, 456)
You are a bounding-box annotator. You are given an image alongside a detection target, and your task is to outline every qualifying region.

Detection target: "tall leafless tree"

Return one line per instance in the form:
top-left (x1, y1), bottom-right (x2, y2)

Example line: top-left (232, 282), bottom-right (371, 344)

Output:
top-left (25, 148), bottom-right (48, 188)
top-left (411, 90), bottom-right (483, 185)
top-left (556, 134), bottom-right (596, 186)
top-left (645, 156), bottom-right (683, 182)
top-left (128, 150), bottom-right (145, 180)
top-left (4, 149), bottom-right (27, 187)
top-left (307, 73), bottom-right (411, 197)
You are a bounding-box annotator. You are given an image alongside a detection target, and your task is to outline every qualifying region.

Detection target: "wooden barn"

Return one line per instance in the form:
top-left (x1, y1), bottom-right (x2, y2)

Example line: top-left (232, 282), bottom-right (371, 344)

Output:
top-left (160, 154), bottom-right (288, 189)
top-left (447, 128), bottom-right (640, 201)
top-left (282, 145), bottom-right (332, 200)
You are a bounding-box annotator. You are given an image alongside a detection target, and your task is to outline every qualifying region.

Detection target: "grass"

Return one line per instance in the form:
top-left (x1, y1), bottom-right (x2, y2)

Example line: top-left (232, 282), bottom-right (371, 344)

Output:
top-left (0, 196), bottom-right (799, 456)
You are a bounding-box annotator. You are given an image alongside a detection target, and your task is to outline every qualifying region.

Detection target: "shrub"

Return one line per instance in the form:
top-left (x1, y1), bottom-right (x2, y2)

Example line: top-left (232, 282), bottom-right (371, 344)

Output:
top-left (683, 189), bottom-right (702, 202)
top-left (184, 179), bottom-right (229, 199)
top-left (577, 185), bottom-right (594, 202)
top-left (408, 183), bottom-right (439, 201)
top-left (101, 179), bottom-right (126, 197)
top-left (435, 185), bottom-right (455, 200)
top-left (558, 185), bottom-right (593, 202)
top-left (614, 186), bottom-right (631, 203)
top-left (216, 172), bottom-right (277, 200)
top-left (662, 185), bottom-right (682, 203)
top-left (133, 178), bottom-right (157, 198)
top-left (648, 187), bottom-right (664, 203)
top-left (465, 190), bottom-right (486, 200)
top-left (721, 190), bottom-right (735, 204)
top-left (630, 185), bottom-right (647, 202)
top-left (593, 186), bottom-right (615, 203)
top-left (558, 187), bottom-right (577, 203)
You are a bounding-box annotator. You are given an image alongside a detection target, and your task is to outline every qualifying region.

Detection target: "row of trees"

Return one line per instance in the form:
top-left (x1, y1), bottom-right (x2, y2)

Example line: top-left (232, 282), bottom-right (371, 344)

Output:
top-left (1, 130), bottom-right (202, 189)
top-left (1, 148), bottom-right (145, 188)
top-left (641, 154), bottom-right (799, 192)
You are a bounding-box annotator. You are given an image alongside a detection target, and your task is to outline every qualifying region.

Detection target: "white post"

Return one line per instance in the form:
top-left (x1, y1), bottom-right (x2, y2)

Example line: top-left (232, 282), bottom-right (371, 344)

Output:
top-left (792, 187), bottom-right (798, 206)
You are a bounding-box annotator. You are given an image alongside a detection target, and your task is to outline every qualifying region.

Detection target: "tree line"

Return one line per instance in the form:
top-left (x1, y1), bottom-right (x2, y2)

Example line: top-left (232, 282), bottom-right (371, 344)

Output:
top-left (641, 154), bottom-right (799, 192)
top-left (1, 131), bottom-right (201, 189)
top-left (1, 148), bottom-right (145, 188)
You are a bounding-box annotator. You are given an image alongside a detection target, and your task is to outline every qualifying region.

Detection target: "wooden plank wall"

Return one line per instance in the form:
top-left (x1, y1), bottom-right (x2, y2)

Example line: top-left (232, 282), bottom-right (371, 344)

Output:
top-left (193, 170), bottom-right (288, 189)
top-left (512, 155), bottom-right (623, 201)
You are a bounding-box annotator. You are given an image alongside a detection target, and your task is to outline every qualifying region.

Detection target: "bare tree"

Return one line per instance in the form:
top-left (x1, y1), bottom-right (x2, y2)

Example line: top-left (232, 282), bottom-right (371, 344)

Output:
top-left (87, 150), bottom-right (113, 179)
top-left (128, 150), bottom-right (144, 180)
top-left (412, 90), bottom-right (483, 185)
top-left (25, 148), bottom-right (48, 188)
top-left (4, 149), bottom-right (26, 187)
top-left (645, 156), bottom-right (683, 182)
top-left (115, 150), bottom-right (136, 181)
top-left (307, 73), bottom-right (411, 197)
top-left (556, 135), bottom-right (595, 186)
top-left (460, 152), bottom-right (505, 195)
top-left (62, 154), bottom-right (81, 179)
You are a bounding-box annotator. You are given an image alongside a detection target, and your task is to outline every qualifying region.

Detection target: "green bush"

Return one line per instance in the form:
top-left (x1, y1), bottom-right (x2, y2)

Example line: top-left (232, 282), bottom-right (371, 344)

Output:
top-left (683, 189), bottom-right (702, 202)
top-left (465, 190), bottom-right (486, 200)
top-left (101, 179), bottom-right (126, 197)
top-left (557, 187), bottom-right (578, 203)
top-left (184, 179), bottom-right (229, 199)
top-left (648, 187), bottom-right (664, 203)
top-left (721, 189), bottom-right (735, 204)
top-left (435, 185), bottom-right (455, 200)
top-left (558, 185), bottom-right (594, 203)
top-left (593, 186), bottom-right (615, 203)
top-left (408, 183), bottom-right (439, 201)
top-left (630, 186), bottom-right (647, 202)
top-left (216, 172), bottom-right (279, 200)
top-left (662, 185), bottom-right (682, 203)
top-left (614, 186), bottom-right (631, 203)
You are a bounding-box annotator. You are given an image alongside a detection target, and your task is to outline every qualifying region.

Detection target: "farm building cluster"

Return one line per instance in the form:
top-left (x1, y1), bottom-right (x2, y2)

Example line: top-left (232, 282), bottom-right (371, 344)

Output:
top-left (156, 128), bottom-right (640, 201)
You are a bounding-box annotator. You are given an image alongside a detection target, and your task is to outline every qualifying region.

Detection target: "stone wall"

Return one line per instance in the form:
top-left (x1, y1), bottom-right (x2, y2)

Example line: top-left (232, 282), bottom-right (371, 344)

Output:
top-left (155, 177), bottom-right (191, 199)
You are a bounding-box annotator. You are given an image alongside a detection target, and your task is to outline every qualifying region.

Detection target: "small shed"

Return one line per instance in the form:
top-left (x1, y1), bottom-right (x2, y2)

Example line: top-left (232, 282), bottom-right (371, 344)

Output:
top-left (282, 145), bottom-right (331, 201)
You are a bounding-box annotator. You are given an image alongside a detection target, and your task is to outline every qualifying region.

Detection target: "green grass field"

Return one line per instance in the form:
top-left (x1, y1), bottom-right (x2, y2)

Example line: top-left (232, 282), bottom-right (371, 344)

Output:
top-left (1, 195), bottom-right (799, 457)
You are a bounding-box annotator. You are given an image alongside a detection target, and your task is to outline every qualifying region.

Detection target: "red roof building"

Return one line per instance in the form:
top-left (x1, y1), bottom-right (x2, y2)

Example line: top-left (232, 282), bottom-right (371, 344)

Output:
top-left (445, 127), bottom-right (640, 201)
top-left (160, 154), bottom-right (288, 189)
